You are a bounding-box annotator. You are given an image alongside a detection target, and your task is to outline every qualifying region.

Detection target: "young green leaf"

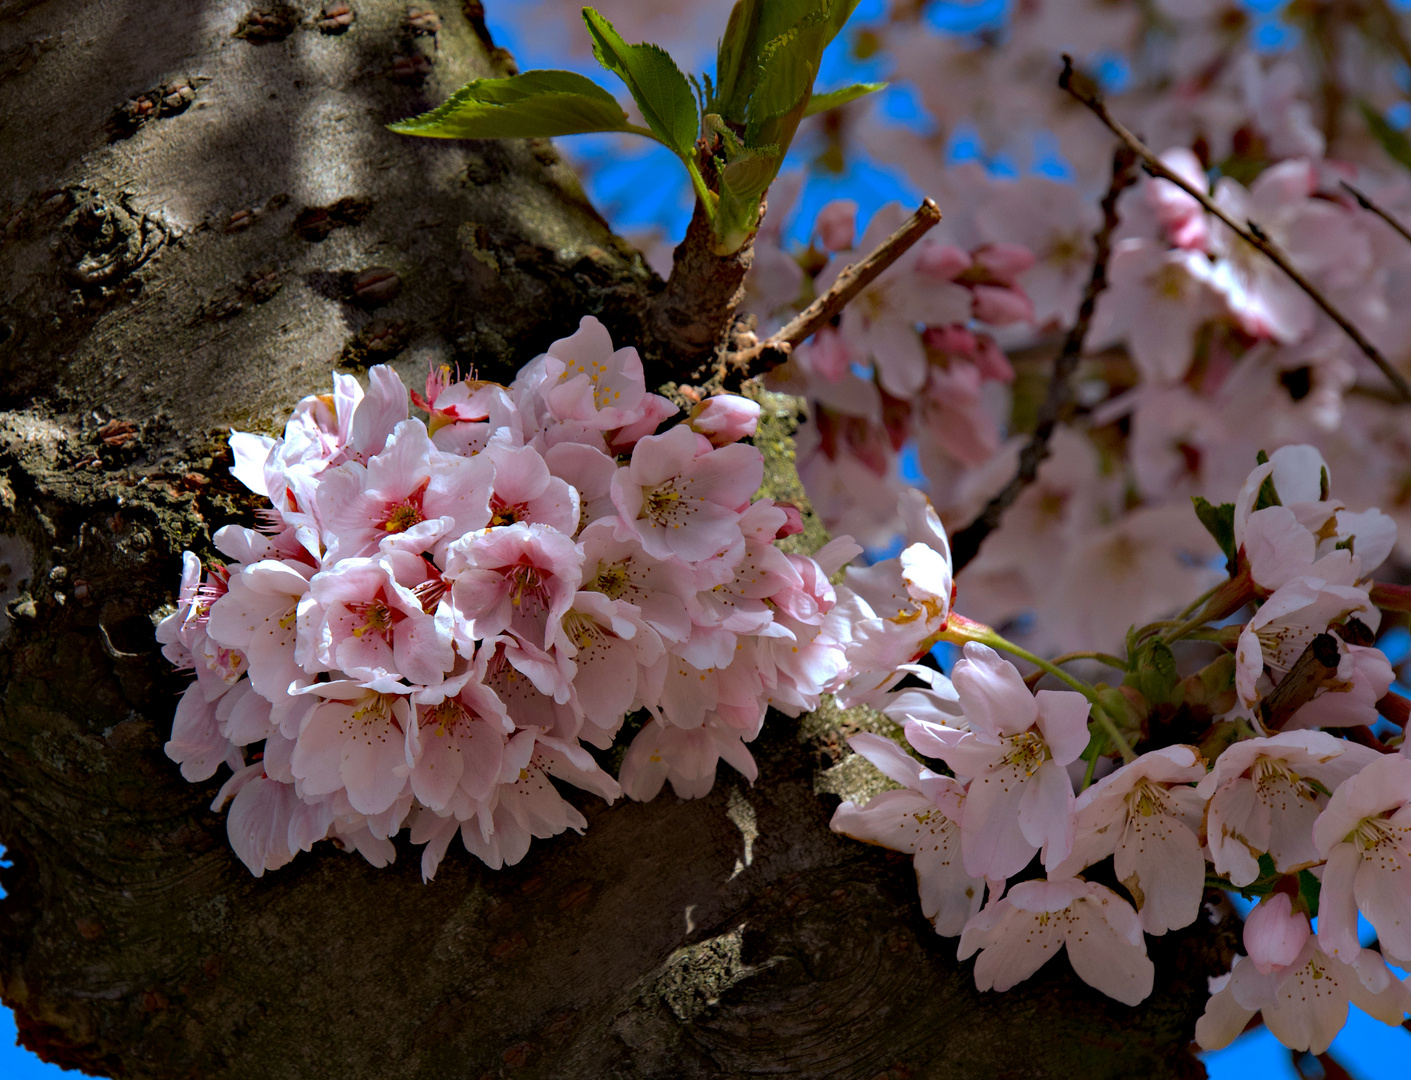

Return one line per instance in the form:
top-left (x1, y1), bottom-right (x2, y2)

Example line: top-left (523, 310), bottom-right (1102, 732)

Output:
top-left (1360, 101), bottom-right (1411, 174)
top-left (1190, 496), bottom-right (1236, 566)
top-left (803, 81), bottom-right (887, 117)
top-left (582, 8), bottom-right (699, 158)
top-left (387, 70), bottom-right (630, 140)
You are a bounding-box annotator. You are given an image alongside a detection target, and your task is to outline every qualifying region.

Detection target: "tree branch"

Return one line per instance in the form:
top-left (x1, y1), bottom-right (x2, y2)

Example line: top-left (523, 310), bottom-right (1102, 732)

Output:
top-left (715, 197), bottom-right (943, 391)
top-left (1058, 54), bottom-right (1411, 405)
top-left (1340, 180), bottom-right (1411, 247)
top-left (949, 146), bottom-right (1136, 574)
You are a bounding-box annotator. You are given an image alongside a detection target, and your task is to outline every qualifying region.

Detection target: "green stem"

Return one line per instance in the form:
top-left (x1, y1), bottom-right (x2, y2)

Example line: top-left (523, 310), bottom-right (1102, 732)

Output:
top-left (1160, 611), bottom-right (1217, 646)
top-left (681, 156), bottom-right (718, 223)
top-left (1050, 650), bottom-right (1129, 670)
top-left (1082, 738), bottom-right (1103, 790)
top-left (970, 628), bottom-right (1138, 764)
top-left (1174, 581), bottom-right (1222, 621)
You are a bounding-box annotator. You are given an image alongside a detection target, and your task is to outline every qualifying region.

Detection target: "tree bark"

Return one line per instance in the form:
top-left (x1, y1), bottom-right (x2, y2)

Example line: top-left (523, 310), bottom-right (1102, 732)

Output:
top-left (0, 2), bottom-right (1236, 1077)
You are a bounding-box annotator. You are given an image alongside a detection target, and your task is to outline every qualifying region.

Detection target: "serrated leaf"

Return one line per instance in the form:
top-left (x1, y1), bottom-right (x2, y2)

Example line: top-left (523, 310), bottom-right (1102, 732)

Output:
top-left (1360, 101), bottom-right (1411, 174)
top-left (583, 8), bottom-right (698, 158)
top-left (804, 81), bottom-right (887, 117)
top-left (746, 13), bottom-right (829, 143)
top-left (1191, 496), bottom-right (1237, 565)
top-left (387, 69), bottom-right (630, 140)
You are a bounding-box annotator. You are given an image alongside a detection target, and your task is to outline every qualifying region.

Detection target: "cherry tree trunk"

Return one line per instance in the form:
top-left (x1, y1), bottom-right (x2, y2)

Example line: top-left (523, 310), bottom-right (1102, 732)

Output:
top-left (0, 2), bottom-right (1236, 1077)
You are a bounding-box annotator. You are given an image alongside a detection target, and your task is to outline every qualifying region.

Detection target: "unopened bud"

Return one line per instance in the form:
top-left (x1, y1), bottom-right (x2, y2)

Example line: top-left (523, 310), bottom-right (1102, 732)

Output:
top-left (689, 395), bottom-right (761, 446)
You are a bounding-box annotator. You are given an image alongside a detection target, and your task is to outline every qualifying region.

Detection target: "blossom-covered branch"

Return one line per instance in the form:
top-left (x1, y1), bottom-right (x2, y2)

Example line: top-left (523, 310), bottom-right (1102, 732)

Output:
top-left (1058, 54), bottom-right (1411, 404)
top-left (948, 147), bottom-right (1136, 573)
top-left (720, 197), bottom-right (943, 390)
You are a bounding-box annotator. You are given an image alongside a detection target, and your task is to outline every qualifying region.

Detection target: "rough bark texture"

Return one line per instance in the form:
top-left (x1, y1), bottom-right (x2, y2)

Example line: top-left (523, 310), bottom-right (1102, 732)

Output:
top-left (1, 2), bottom-right (1235, 1077)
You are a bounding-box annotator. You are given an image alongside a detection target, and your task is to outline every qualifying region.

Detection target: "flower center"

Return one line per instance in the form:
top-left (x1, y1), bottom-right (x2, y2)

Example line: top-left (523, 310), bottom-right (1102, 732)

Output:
top-left (506, 563), bottom-right (545, 609)
top-left (644, 481), bottom-right (690, 528)
top-left (348, 599), bottom-right (398, 639)
top-left (1002, 730), bottom-right (1049, 776)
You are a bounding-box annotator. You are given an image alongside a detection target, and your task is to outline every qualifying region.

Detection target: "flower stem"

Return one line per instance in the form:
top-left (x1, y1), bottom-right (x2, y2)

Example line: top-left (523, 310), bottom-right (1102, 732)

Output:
top-left (936, 617), bottom-right (1138, 762)
top-left (1050, 650), bottom-right (1129, 670)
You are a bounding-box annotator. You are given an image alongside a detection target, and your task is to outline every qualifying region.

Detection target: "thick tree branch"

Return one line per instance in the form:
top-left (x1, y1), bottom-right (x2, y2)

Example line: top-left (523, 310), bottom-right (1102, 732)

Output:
top-left (1058, 54), bottom-right (1411, 404)
top-left (949, 147), bottom-right (1136, 574)
top-left (716, 197), bottom-right (943, 390)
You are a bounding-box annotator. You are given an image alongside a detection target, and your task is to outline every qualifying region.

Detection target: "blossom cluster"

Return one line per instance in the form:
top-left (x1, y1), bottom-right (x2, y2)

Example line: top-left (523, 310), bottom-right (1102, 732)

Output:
top-left (157, 317), bottom-right (860, 880)
top-left (832, 445), bottom-right (1411, 1052)
top-left (722, 0), bottom-right (1411, 666)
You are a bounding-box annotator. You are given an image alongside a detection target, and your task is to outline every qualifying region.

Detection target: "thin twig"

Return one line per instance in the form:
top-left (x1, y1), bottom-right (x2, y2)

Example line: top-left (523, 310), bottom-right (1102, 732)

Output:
top-left (1341, 180), bottom-right (1411, 247)
top-left (949, 146), bottom-right (1137, 574)
top-left (1058, 54), bottom-right (1411, 404)
top-left (721, 197), bottom-right (943, 388)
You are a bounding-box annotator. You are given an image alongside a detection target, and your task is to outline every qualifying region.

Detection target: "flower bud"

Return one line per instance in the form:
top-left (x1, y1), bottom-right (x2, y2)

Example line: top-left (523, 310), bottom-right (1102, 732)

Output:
top-left (1244, 893), bottom-right (1310, 975)
top-left (971, 242), bottom-right (1036, 285)
top-left (815, 199), bottom-right (857, 252)
top-left (914, 242), bottom-right (971, 281)
top-left (971, 284), bottom-right (1035, 326)
top-left (775, 502), bottom-right (806, 539)
top-left (689, 395), bottom-right (761, 446)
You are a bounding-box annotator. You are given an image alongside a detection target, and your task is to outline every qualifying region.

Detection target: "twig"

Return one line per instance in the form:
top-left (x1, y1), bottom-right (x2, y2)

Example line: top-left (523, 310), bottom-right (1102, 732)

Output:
top-left (1340, 180), bottom-right (1411, 247)
top-left (1058, 54), bottom-right (1411, 405)
top-left (721, 197), bottom-right (942, 389)
top-left (949, 146), bottom-right (1137, 574)
top-left (1259, 632), bottom-right (1341, 734)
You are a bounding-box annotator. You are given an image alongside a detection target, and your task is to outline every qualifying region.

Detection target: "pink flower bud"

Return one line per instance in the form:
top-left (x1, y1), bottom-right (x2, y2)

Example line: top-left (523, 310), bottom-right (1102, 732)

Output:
top-left (971, 284), bottom-right (1034, 326)
top-left (971, 335), bottom-right (1015, 383)
top-left (971, 242), bottom-right (1036, 285)
top-left (914, 242), bottom-right (971, 281)
top-left (923, 324), bottom-right (977, 356)
top-left (775, 502), bottom-right (805, 539)
top-left (801, 327), bottom-right (854, 382)
top-left (1148, 147), bottom-right (1211, 252)
top-left (1243, 893), bottom-right (1310, 975)
top-left (815, 199), bottom-right (857, 252)
top-left (689, 395), bottom-right (761, 446)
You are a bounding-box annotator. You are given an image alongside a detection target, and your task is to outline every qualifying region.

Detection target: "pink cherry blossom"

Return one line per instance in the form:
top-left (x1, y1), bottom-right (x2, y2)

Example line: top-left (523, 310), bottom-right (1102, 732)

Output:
top-left (445, 522), bottom-right (583, 652)
top-left (1051, 745), bottom-right (1208, 935)
top-left (1196, 730), bottom-right (1380, 887)
top-left (830, 733), bottom-right (984, 936)
top-left (957, 877), bottom-right (1155, 1006)
top-left (1313, 755), bottom-right (1411, 968)
top-left (1196, 939), bottom-right (1411, 1054)
top-left (912, 642), bottom-right (1090, 879)
top-left (610, 425), bottom-right (763, 564)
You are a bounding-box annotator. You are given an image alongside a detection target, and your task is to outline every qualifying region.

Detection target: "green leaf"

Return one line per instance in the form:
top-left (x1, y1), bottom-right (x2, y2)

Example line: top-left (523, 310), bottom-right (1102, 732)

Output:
top-left (1254, 473), bottom-right (1281, 512)
top-left (1191, 496), bottom-right (1237, 565)
top-left (804, 81), bottom-right (886, 117)
top-left (582, 8), bottom-right (698, 158)
top-left (1360, 101), bottom-right (1411, 173)
top-left (1298, 870), bottom-right (1321, 918)
top-left (387, 69), bottom-right (630, 140)
top-left (745, 10), bottom-right (830, 143)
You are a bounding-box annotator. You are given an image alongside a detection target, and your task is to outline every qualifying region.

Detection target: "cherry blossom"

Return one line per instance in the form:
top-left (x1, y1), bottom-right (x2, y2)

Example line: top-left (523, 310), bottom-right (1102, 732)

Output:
top-left (908, 642), bottom-right (1090, 879)
top-left (957, 878), bottom-right (1155, 1006)
top-left (1313, 755), bottom-right (1411, 968)
top-left (1050, 745), bottom-right (1207, 935)
top-left (830, 733), bottom-right (984, 936)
